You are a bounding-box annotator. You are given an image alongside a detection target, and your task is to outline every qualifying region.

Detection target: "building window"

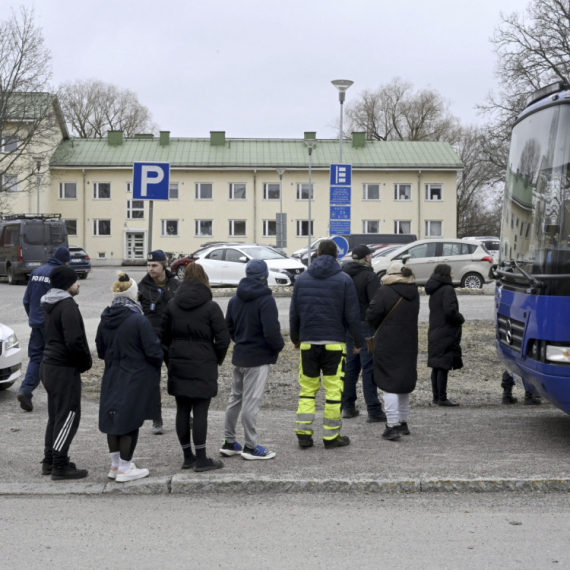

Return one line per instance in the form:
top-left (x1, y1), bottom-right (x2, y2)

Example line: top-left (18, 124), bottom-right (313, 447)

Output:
top-left (1, 135), bottom-right (18, 153)
top-left (126, 182), bottom-right (132, 193)
top-left (59, 182), bottom-right (77, 199)
top-left (161, 220), bottom-right (179, 236)
top-left (195, 219), bottom-right (213, 237)
top-left (425, 220), bottom-right (442, 237)
top-left (229, 183), bottom-right (246, 200)
top-left (394, 220), bottom-right (412, 234)
top-left (93, 219), bottom-right (111, 236)
top-left (263, 219), bottom-right (276, 237)
top-left (93, 182), bottom-right (111, 199)
top-left (425, 184), bottom-right (442, 201)
top-left (195, 183), bottom-right (213, 200)
top-left (2, 174), bottom-right (18, 193)
top-left (127, 200), bottom-right (144, 219)
top-left (362, 220), bottom-right (380, 234)
top-left (98, 252), bottom-right (106, 260)
top-left (362, 184), bottom-right (380, 200)
top-left (169, 183), bottom-right (179, 200)
top-left (296, 184), bottom-right (314, 200)
top-left (296, 220), bottom-right (314, 237)
top-left (263, 183), bottom-right (280, 200)
top-left (394, 184), bottom-right (412, 201)
top-left (64, 220), bottom-right (78, 237)
top-left (229, 219), bottom-right (246, 237)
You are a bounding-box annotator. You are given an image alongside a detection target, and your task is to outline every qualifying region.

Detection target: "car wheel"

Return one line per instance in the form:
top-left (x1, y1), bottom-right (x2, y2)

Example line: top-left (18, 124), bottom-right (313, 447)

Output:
top-left (7, 265), bottom-right (17, 285)
top-left (0, 381), bottom-right (15, 391)
top-left (79, 273), bottom-right (88, 280)
top-left (177, 265), bottom-right (186, 279)
top-left (461, 272), bottom-right (484, 289)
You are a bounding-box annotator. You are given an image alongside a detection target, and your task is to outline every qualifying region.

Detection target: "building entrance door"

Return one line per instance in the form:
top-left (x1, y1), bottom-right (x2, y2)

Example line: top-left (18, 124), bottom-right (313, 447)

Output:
top-left (126, 232), bottom-right (145, 260)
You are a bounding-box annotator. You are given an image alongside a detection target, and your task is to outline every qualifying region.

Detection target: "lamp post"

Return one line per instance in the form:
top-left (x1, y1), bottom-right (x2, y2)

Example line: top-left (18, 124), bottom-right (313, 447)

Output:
top-left (276, 168), bottom-right (286, 249)
top-left (304, 140), bottom-right (316, 266)
top-left (36, 159), bottom-right (41, 214)
top-left (331, 79), bottom-right (354, 162)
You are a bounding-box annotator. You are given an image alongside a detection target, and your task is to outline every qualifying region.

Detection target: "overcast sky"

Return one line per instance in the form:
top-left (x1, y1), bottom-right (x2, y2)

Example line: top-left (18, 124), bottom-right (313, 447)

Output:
top-left (19, 0), bottom-right (527, 138)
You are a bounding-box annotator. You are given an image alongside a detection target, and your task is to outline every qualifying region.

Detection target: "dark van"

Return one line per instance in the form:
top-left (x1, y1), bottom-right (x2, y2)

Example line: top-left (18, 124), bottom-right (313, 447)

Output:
top-left (0, 214), bottom-right (68, 284)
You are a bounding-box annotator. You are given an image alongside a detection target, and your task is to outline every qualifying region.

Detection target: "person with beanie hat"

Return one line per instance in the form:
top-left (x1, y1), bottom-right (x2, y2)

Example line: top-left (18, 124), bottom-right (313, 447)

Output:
top-left (18, 248), bottom-right (71, 412)
top-left (39, 263), bottom-right (92, 480)
top-left (96, 272), bottom-right (163, 482)
top-left (221, 259), bottom-right (284, 460)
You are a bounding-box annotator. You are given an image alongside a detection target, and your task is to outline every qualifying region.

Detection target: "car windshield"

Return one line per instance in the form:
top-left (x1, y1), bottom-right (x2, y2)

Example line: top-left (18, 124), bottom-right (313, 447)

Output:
top-left (241, 247), bottom-right (285, 260)
top-left (373, 246), bottom-right (400, 258)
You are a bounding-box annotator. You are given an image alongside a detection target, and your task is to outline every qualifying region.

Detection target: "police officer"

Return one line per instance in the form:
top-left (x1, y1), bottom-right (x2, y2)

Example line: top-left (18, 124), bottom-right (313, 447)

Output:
top-left (138, 250), bottom-right (179, 434)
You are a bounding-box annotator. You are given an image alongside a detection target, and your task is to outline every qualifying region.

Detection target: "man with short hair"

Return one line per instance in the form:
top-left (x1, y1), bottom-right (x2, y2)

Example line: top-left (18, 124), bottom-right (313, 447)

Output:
top-left (18, 246), bottom-right (71, 412)
top-left (341, 244), bottom-right (387, 422)
top-left (40, 265), bottom-right (92, 480)
top-left (138, 250), bottom-right (179, 434)
top-left (289, 239), bottom-right (364, 449)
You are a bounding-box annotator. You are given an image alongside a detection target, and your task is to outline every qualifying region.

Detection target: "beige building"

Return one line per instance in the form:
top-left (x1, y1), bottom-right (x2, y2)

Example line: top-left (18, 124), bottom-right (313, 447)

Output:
top-left (7, 129), bottom-right (463, 264)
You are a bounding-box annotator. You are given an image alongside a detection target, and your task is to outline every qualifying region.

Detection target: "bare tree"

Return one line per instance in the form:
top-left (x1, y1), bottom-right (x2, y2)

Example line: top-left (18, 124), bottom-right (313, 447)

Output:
top-left (58, 79), bottom-right (158, 138)
top-left (344, 77), bottom-right (459, 142)
top-left (0, 7), bottom-right (60, 206)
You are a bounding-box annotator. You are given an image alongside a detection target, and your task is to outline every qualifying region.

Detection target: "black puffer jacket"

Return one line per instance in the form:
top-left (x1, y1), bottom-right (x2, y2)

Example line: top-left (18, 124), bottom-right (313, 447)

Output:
top-left (138, 270), bottom-right (179, 335)
top-left (366, 282), bottom-right (420, 394)
top-left (425, 274), bottom-right (464, 370)
top-left (342, 261), bottom-right (381, 320)
top-left (161, 279), bottom-right (230, 399)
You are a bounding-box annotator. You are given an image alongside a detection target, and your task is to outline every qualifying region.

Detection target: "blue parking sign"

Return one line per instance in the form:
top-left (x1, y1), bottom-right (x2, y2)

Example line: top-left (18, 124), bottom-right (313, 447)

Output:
top-left (330, 164), bottom-right (352, 186)
top-left (133, 162), bottom-right (170, 200)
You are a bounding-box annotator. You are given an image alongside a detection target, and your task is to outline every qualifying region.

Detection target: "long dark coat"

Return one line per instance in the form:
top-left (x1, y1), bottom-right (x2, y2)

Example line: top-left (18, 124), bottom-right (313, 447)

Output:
top-left (365, 282), bottom-right (420, 394)
top-left (161, 279), bottom-right (230, 399)
top-left (96, 301), bottom-right (163, 435)
top-left (425, 274), bottom-right (464, 370)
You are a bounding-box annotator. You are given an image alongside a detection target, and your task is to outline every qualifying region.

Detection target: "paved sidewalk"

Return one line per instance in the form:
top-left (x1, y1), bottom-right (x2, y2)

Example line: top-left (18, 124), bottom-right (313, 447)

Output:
top-left (2, 390), bottom-right (570, 494)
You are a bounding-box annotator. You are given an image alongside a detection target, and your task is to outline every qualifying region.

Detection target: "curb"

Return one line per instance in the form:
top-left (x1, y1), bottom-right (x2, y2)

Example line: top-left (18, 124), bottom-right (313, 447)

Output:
top-left (1, 477), bottom-right (569, 496)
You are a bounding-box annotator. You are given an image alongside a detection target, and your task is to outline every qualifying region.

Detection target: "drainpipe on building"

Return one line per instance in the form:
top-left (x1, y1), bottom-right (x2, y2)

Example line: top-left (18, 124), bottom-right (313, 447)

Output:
top-left (417, 170), bottom-right (422, 238)
top-left (253, 169), bottom-right (257, 242)
top-left (82, 169), bottom-right (87, 249)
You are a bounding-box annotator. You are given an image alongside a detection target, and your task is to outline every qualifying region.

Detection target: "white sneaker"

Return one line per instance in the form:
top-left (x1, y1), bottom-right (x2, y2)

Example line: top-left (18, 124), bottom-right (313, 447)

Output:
top-left (115, 462), bottom-right (149, 482)
top-left (108, 466), bottom-right (118, 479)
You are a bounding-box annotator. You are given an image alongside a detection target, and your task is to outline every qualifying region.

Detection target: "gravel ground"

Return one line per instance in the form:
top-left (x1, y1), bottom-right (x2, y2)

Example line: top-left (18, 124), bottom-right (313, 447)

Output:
top-left (82, 319), bottom-right (503, 411)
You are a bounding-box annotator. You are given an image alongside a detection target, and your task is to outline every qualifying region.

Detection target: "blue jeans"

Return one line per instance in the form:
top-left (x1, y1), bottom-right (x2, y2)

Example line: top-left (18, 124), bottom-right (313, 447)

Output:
top-left (342, 321), bottom-right (383, 415)
top-left (19, 326), bottom-right (45, 399)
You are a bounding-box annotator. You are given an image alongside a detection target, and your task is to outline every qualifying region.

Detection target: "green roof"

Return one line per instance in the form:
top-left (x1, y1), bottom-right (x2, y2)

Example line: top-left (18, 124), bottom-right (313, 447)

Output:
top-left (50, 137), bottom-right (463, 170)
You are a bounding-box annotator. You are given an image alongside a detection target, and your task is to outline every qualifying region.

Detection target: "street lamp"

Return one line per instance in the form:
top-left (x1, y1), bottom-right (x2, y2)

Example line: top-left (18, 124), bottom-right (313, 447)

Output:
top-left (304, 140), bottom-right (316, 266)
top-left (331, 79), bottom-right (354, 162)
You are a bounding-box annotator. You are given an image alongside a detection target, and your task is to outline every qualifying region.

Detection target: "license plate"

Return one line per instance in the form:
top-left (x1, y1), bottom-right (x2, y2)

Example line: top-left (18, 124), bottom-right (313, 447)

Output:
top-left (71, 259), bottom-right (83, 263)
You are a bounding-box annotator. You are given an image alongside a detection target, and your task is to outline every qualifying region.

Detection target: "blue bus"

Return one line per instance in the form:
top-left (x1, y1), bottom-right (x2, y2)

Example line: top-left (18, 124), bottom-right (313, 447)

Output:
top-left (496, 81), bottom-right (570, 415)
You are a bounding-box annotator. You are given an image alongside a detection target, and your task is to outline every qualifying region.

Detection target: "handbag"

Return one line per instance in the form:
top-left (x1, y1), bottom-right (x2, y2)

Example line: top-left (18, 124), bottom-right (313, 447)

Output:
top-left (366, 297), bottom-right (402, 352)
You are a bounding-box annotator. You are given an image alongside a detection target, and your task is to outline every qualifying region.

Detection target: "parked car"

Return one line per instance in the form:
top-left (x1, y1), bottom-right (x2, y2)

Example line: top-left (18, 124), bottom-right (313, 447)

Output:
top-left (371, 238), bottom-right (495, 288)
top-left (462, 236), bottom-right (501, 263)
top-left (191, 243), bottom-right (305, 286)
top-left (69, 246), bottom-right (91, 279)
top-left (340, 244), bottom-right (400, 263)
top-left (0, 323), bottom-right (22, 390)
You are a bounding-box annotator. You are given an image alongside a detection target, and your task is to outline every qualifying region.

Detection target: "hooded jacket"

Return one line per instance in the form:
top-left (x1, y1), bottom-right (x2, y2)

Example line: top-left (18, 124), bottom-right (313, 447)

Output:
top-left (23, 257), bottom-right (66, 327)
top-left (96, 298), bottom-right (163, 435)
top-left (289, 254), bottom-right (363, 347)
top-left (425, 274), bottom-right (464, 370)
top-left (138, 269), bottom-right (179, 334)
top-left (41, 289), bottom-right (92, 373)
top-left (365, 282), bottom-right (420, 394)
top-left (226, 277), bottom-right (285, 367)
top-left (342, 260), bottom-right (381, 321)
top-left (161, 279), bottom-right (230, 399)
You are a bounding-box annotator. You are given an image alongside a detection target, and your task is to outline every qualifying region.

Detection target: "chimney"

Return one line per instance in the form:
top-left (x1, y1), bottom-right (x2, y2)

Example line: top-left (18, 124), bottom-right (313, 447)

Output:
top-left (210, 131), bottom-right (226, 146)
top-left (107, 130), bottom-right (124, 146)
top-left (352, 132), bottom-right (366, 149)
top-left (304, 132), bottom-right (316, 140)
top-left (159, 131), bottom-right (170, 146)
top-left (134, 134), bottom-right (154, 139)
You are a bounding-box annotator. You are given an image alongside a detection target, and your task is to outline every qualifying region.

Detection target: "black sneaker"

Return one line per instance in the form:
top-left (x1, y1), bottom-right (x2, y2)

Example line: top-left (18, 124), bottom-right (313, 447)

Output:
top-left (182, 457), bottom-right (196, 470)
top-left (17, 392), bottom-right (33, 412)
top-left (41, 459), bottom-right (52, 475)
top-left (51, 462), bottom-right (88, 480)
top-left (437, 400), bottom-right (459, 407)
top-left (324, 435), bottom-right (350, 449)
top-left (502, 394), bottom-right (518, 404)
top-left (524, 394), bottom-right (542, 405)
top-left (342, 408), bottom-right (360, 419)
top-left (367, 411), bottom-right (387, 423)
top-left (398, 422), bottom-right (411, 435)
top-left (382, 425), bottom-right (401, 441)
top-left (297, 434), bottom-right (314, 448)
top-left (220, 440), bottom-right (243, 457)
top-left (152, 422), bottom-right (164, 435)
top-left (194, 458), bottom-right (224, 472)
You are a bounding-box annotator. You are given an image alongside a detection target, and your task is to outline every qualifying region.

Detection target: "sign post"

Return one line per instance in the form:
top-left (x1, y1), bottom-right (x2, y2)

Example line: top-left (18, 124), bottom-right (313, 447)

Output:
top-left (329, 164), bottom-right (352, 236)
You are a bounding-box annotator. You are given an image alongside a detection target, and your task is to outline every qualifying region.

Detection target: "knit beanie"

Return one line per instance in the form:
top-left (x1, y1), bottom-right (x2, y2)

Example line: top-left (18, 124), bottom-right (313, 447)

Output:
top-left (111, 271), bottom-right (138, 301)
top-left (50, 265), bottom-right (78, 291)
top-left (246, 259), bottom-right (269, 281)
top-left (53, 247), bottom-right (71, 263)
top-left (387, 261), bottom-right (405, 275)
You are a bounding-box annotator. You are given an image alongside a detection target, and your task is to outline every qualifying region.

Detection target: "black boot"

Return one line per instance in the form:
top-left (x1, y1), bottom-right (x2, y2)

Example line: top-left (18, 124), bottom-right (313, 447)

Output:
top-left (524, 391), bottom-right (542, 405)
top-left (502, 386), bottom-right (518, 404)
top-left (41, 458), bottom-right (52, 476)
top-left (297, 434), bottom-right (314, 448)
top-left (51, 461), bottom-right (88, 481)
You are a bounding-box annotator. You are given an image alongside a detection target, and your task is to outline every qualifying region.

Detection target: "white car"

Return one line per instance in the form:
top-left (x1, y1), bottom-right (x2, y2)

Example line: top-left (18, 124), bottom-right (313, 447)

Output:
top-left (193, 244), bottom-right (306, 286)
top-left (0, 323), bottom-right (22, 390)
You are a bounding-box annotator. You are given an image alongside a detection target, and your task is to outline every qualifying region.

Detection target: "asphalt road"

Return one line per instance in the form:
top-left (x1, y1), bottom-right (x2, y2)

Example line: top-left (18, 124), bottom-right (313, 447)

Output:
top-left (1, 493), bottom-right (569, 569)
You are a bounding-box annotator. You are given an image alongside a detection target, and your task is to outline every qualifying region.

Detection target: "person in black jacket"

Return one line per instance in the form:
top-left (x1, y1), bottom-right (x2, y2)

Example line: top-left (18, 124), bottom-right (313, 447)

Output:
top-left (222, 259), bottom-right (284, 461)
top-left (138, 249), bottom-right (179, 434)
top-left (341, 244), bottom-right (386, 422)
top-left (96, 272), bottom-right (163, 483)
top-left (366, 261), bottom-right (420, 441)
top-left (289, 239), bottom-right (364, 450)
top-left (161, 263), bottom-right (230, 472)
top-left (40, 266), bottom-right (92, 480)
top-left (425, 264), bottom-right (464, 407)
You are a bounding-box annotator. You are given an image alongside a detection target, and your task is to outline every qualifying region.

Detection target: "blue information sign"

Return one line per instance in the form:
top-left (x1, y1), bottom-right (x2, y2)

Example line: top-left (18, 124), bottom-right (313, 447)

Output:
top-left (330, 164), bottom-right (352, 186)
top-left (331, 235), bottom-right (349, 255)
top-left (330, 221), bottom-right (351, 236)
top-left (330, 186), bottom-right (351, 205)
top-left (330, 205), bottom-right (351, 220)
top-left (133, 162), bottom-right (170, 200)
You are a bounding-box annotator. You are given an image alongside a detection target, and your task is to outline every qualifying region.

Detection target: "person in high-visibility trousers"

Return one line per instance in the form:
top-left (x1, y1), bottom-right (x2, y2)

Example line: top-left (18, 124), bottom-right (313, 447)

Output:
top-left (289, 239), bottom-right (364, 449)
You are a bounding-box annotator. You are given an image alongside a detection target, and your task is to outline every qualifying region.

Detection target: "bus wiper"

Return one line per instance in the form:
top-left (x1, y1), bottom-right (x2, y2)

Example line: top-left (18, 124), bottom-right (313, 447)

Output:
top-left (498, 259), bottom-right (545, 289)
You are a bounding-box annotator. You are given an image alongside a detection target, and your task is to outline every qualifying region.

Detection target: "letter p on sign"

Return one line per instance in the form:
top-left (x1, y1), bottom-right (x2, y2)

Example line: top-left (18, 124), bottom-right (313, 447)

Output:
top-left (132, 162), bottom-right (170, 200)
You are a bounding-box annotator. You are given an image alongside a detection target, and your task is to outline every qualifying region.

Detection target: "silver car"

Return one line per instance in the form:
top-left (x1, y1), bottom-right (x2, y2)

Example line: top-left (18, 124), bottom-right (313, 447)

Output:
top-left (371, 238), bottom-right (495, 288)
top-left (0, 323), bottom-right (22, 390)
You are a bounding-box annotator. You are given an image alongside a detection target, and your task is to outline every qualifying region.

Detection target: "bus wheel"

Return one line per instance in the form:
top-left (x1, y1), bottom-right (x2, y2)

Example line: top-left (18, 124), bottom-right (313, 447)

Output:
top-left (461, 272), bottom-right (483, 289)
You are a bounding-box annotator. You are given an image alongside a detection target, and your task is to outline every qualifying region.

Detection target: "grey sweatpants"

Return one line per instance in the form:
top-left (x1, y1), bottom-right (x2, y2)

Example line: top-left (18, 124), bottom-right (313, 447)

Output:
top-left (224, 364), bottom-right (270, 450)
